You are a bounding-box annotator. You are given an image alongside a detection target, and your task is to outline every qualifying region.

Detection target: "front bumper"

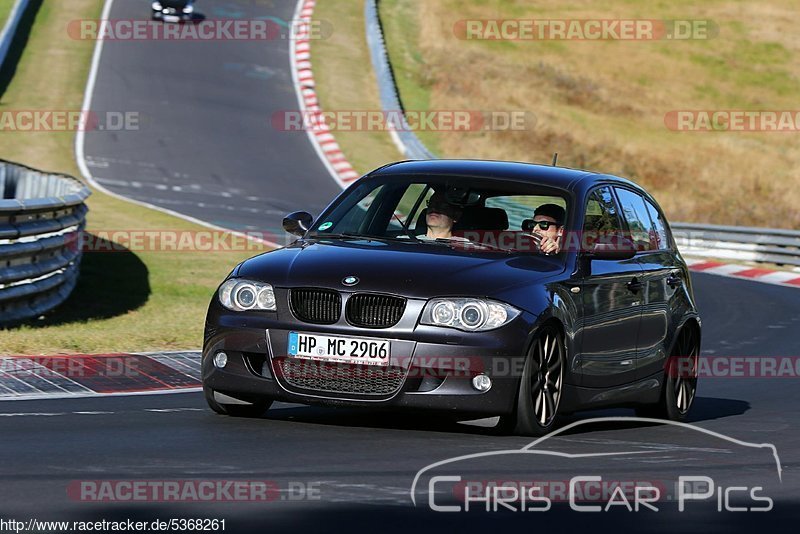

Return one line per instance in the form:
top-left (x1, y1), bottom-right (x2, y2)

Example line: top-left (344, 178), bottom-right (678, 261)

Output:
top-left (152, 9), bottom-right (192, 22)
top-left (203, 305), bottom-right (533, 417)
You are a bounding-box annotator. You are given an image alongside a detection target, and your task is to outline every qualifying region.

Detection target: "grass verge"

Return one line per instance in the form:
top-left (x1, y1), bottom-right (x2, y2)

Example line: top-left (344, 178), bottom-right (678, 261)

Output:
top-left (0, 0), bottom-right (260, 354)
top-left (0, 0), bottom-right (15, 31)
top-left (312, 0), bottom-right (402, 174)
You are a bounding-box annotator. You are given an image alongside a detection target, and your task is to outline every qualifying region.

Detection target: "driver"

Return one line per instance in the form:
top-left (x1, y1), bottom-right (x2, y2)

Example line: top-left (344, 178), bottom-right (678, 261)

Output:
top-left (527, 204), bottom-right (565, 254)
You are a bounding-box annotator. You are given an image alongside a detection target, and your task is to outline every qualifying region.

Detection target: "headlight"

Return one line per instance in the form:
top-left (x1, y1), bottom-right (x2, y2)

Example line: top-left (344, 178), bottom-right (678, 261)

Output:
top-left (152, 2), bottom-right (163, 10)
top-left (183, 5), bottom-right (194, 13)
top-left (218, 279), bottom-right (276, 312)
top-left (420, 298), bottom-right (520, 331)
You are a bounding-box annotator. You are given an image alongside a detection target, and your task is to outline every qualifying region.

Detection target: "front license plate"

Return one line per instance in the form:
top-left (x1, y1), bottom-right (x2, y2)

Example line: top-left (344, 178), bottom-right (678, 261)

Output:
top-left (288, 332), bottom-right (390, 366)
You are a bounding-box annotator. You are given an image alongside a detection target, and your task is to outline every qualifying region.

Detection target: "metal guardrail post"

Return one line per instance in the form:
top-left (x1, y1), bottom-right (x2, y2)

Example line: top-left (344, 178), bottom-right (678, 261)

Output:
top-left (364, 0), bottom-right (436, 160)
top-left (0, 0), bottom-right (31, 71)
top-left (672, 223), bottom-right (800, 267)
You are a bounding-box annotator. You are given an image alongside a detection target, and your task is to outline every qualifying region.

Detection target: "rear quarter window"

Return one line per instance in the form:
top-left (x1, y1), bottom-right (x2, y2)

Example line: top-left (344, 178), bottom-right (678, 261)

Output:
top-left (614, 187), bottom-right (658, 252)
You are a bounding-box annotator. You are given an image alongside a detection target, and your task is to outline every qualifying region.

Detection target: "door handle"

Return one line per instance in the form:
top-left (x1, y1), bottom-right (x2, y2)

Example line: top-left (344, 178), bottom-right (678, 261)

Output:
top-left (626, 277), bottom-right (642, 293)
top-left (666, 272), bottom-right (683, 288)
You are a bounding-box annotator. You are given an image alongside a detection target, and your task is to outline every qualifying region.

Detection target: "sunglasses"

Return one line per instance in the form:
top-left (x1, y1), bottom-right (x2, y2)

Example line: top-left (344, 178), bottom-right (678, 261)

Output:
top-left (531, 220), bottom-right (557, 230)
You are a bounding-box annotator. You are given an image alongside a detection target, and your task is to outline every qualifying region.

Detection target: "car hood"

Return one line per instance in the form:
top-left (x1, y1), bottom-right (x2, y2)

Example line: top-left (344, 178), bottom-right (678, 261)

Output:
top-left (235, 238), bottom-right (565, 299)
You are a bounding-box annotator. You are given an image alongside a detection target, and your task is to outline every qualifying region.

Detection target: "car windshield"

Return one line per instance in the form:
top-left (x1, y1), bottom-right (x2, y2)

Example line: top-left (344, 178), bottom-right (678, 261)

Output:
top-left (306, 176), bottom-right (569, 255)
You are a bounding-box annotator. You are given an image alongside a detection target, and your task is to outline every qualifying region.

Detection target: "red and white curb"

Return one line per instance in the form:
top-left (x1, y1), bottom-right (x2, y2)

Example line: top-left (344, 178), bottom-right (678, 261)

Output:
top-left (290, 0), bottom-right (360, 190)
top-left (685, 257), bottom-right (800, 289)
top-left (0, 351), bottom-right (201, 401)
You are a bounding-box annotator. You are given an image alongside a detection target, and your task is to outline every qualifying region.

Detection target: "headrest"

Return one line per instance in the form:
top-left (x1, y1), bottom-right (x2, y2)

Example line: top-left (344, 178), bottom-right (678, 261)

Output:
top-left (453, 207), bottom-right (509, 231)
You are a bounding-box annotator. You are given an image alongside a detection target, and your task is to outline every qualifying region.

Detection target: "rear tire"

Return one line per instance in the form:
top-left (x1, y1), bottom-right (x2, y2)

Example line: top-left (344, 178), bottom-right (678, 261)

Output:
top-left (203, 385), bottom-right (272, 418)
top-left (636, 327), bottom-right (699, 422)
top-left (497, 325), bottom-right (565, 436)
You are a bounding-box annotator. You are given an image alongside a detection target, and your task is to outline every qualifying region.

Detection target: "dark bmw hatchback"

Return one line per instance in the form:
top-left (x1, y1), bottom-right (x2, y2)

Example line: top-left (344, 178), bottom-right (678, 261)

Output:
top-left (151, 0), bottom-right (195, 22)
top-left (202, 160), bottom-right (701, 435)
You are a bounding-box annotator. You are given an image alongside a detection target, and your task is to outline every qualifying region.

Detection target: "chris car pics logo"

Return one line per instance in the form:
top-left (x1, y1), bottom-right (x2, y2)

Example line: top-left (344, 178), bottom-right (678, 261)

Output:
top-left (411, 417), bottom-right (781, 513)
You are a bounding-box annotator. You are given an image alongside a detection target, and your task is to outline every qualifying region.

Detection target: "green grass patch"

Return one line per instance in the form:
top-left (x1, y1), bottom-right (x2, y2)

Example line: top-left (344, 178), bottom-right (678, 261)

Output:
top-left (0, 0), bottom-right (15, 31)
top-left (311, 0), bottom-right (402, 173)
top-left (380, 0), bottom-right (440, 153)
top-left (0, 0), bottom-right (258, 354)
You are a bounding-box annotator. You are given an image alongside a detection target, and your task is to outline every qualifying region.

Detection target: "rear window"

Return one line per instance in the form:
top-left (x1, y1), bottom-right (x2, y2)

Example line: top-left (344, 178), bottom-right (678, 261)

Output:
top-left (643, 198), bottom-right (671, 250)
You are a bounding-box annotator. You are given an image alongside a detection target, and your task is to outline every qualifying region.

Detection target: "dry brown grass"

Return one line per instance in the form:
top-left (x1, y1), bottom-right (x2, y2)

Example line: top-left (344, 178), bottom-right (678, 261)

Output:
top-left (382, 0), bottom-right (800, 228)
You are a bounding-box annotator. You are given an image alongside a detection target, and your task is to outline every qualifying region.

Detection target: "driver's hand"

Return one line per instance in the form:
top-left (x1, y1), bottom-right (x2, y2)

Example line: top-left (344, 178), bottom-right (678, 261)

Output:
top-left (539, 236), bottom-right (560, 255)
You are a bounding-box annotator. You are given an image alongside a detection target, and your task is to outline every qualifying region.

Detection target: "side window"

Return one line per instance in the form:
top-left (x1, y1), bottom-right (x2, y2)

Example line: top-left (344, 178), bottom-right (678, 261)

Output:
top-left (643, 199), bottom-right (671, 250)
top-left (614, 188), bottom-right (655, 252)
top-left (583, 186), bottom-right (623, 250)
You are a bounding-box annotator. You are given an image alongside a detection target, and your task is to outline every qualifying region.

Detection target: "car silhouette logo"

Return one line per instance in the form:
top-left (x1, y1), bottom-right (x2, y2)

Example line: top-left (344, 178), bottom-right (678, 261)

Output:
top-left (342, 276), bottom-right (359, 286)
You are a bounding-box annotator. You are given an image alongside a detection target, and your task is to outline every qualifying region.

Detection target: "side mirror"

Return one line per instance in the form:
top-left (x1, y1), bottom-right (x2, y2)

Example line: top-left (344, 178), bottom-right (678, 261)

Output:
top-left (589, 237), bottom-right (637, 260)
top-left (282, 211), bottom-right (314, 237)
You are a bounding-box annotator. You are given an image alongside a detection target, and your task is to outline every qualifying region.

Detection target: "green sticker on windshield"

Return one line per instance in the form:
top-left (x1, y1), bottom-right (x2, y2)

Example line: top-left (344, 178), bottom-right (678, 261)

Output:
top-left (317, 222), bottom-right (333, 231)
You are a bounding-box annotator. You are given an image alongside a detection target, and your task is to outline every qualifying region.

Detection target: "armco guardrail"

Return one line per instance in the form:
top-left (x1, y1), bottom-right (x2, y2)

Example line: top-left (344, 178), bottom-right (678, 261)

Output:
top-left (363, 0), bottom-right (800, 268)
top-left (0, 0), bottom-right (30, 70)
top-left (672, 223), bottom-right (800, 267)
top-left (364, 0), bottom-right (436, 160)
top-left (0, 160), bottom-right (91, 326)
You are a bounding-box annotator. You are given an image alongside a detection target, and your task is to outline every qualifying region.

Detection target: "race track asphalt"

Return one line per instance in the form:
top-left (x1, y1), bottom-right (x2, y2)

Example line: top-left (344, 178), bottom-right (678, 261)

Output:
top-left (1, 273), bottom-right (798, 532)
top-left (82, 0), bottom-right (342, 237)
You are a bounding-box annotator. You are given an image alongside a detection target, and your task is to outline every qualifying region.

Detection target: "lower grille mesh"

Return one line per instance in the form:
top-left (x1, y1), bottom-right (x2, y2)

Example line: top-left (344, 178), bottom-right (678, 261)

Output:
top-left (276, 358), bottom-right (405, 395)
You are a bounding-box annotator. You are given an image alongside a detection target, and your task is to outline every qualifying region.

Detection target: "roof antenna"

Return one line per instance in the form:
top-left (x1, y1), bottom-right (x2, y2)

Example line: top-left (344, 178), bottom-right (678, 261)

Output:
top-left (552, 152), bottom-right (559, 166)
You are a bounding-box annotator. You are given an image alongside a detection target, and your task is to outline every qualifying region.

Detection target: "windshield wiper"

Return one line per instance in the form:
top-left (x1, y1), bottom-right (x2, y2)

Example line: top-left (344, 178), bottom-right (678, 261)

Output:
top-left (308, 232), bottom-right (375, 240)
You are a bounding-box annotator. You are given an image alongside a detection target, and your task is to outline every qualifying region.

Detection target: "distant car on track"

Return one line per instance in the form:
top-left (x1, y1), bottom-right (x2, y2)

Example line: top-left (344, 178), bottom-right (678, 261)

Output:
top-left (151, 0), bottom-right (195, 22)
top-left (202, 160), bottom-right (701, 435)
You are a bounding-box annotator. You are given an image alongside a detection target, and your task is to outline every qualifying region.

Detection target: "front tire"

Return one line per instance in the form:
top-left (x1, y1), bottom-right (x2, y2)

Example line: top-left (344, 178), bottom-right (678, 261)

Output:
top-left (204, 385), bottom-right (273, 418)
top-left (498, 325), bottom-right (565, 436)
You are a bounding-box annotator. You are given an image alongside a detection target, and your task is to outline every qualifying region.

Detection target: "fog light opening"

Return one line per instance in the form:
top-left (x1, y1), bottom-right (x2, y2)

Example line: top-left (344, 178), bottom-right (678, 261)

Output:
top-left (213, 351), bottom-right (228, 369)
top-left (472, 374), bottom-right (492, 392)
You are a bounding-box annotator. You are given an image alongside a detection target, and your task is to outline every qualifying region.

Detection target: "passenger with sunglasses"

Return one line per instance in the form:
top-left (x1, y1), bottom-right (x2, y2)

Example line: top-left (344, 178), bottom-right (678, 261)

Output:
top-left (424, 192), bottom-right (463, 239)
top-left (525, 203), bottom-right (565, 255)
